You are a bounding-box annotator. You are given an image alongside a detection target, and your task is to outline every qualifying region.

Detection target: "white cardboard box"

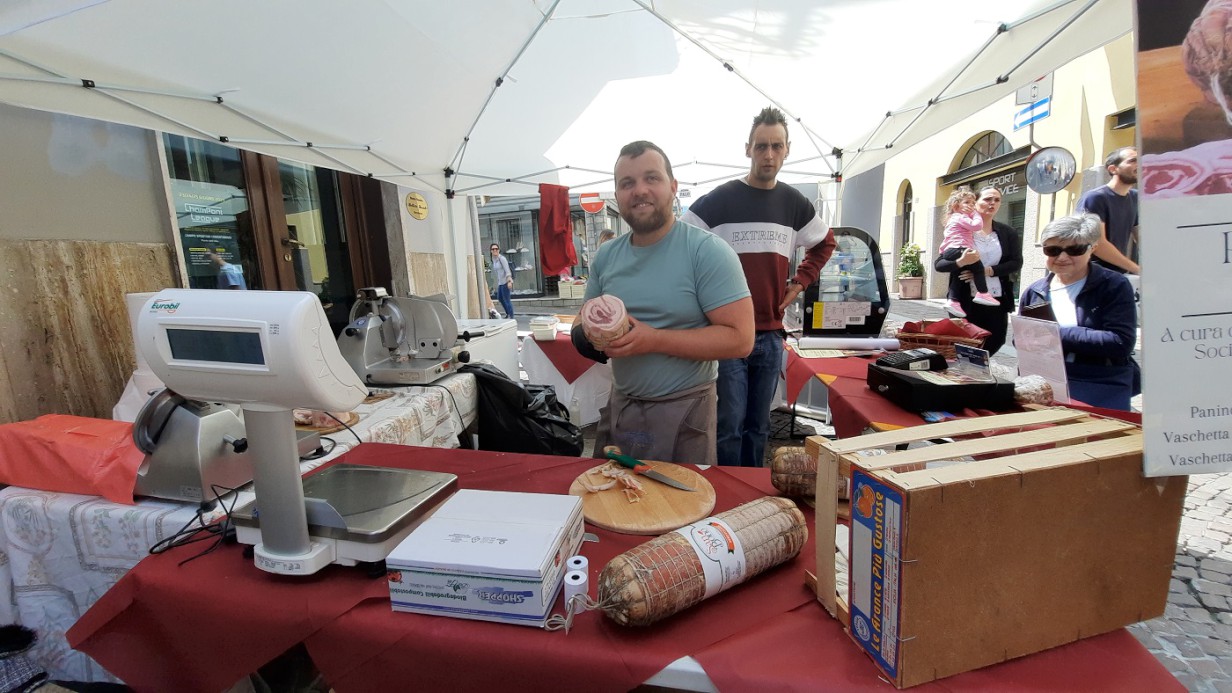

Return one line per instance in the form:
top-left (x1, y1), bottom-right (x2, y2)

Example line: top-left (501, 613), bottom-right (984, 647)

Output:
top-left (386, 489), bottom-right (584, 627)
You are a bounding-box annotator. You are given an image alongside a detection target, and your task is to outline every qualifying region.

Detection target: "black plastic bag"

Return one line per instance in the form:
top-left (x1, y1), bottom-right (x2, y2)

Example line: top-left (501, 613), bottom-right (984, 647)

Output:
top-left (460, 363), bottom-right (583, 456)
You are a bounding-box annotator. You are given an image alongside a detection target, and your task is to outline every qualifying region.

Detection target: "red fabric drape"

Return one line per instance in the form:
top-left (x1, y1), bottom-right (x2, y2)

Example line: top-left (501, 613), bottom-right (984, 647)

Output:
top-left (538, 183), bottom-right (576, 275)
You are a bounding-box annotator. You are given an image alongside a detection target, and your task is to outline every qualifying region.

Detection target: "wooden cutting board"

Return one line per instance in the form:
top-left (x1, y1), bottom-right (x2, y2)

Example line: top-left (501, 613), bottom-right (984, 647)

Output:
top-left (294, 411), bottom-right (361, 435)
top-left (568, 461), bottom-right (715, 535)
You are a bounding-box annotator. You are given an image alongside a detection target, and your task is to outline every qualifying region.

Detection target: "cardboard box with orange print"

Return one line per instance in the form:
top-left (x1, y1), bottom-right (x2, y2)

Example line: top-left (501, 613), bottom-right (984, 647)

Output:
top-left (808, 408), bottom-right (1186, 688)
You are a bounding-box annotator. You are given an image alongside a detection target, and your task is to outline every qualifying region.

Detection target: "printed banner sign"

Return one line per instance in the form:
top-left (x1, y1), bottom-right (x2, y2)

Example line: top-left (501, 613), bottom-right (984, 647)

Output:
top-left (1137, 0), bottom-right (1232, 476)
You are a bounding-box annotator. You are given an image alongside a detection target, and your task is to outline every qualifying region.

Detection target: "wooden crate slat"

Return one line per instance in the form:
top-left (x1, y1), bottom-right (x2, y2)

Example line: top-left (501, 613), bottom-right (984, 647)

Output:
top-left (891, 434), bottom-right (1144, 488)
top-left (848, 418), bottom-right (1137, 472)
top-left (819, 408), bottom-right (1090, 454)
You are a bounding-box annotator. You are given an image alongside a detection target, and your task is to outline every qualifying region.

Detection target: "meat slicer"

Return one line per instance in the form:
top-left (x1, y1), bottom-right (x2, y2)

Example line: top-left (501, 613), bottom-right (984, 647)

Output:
top-left (131, 387), bottom-right (320, 504)
top-left (337, 287), bottom-right (481, 386)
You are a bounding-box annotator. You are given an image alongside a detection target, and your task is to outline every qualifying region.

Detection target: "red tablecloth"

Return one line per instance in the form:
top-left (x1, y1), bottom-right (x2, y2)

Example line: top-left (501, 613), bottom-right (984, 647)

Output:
top-left (528, 331), bottom-right (595, 384)
top-left (786, 351), bottom-right (926, 437)
top-left (785, 350), bottom-right (1142, 439)
top-left (68, 443), bottom-right (1177, 693)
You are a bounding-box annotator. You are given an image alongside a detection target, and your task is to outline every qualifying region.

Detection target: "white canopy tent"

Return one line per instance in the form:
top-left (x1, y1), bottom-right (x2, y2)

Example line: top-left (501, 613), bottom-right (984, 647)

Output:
top-left (0, 0), bottom-right (1130, 198)
top-left (842, 0), bottom-right (1132, 178)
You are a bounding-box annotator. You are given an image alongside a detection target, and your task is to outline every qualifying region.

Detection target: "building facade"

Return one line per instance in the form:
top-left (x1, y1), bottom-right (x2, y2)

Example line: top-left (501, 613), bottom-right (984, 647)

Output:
top-left (0, 103), bottom-right (482, 422)
top-left (840, 33), bottom-right (1137, 301)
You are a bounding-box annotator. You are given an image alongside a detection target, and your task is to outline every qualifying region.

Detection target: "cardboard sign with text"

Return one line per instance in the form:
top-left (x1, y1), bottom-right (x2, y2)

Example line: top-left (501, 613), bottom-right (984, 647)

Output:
top-left (1137, 0), bottom-right (1232, 476)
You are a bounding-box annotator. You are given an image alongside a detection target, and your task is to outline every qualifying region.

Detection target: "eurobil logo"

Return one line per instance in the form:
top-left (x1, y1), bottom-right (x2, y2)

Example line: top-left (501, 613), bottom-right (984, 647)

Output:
top-left (475, 587), bottom-right (534, 605)
top-left (149, 298), bottom-right (181, 313)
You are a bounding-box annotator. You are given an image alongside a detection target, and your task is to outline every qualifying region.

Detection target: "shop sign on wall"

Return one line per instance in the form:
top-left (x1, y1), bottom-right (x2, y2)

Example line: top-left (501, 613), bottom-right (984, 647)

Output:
top-left (406, 192), bottom-right (428, 220)
top-left (1137, 0), bottom-right (1232, 476)
top-left (976, 170), bottom-right (1024, 196)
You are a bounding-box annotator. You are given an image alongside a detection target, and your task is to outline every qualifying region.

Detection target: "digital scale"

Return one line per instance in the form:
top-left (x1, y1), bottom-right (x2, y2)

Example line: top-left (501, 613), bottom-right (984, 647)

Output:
top-left (138, 289), bottom-right (456, 575)
top-left (230, 463), bottom-right (456, 569)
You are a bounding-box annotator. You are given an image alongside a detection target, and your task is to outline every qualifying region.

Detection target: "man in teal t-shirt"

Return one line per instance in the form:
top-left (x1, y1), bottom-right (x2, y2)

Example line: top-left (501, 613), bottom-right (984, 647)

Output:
top-left (573, 141), bottom-right (753, 465)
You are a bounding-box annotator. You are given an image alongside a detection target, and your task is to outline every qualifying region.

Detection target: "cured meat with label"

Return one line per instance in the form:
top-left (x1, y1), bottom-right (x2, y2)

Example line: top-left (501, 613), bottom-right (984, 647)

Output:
top-left (596, 496), bottom-right (807, 626)
top-left (580, 294), bottom-right (630, 349)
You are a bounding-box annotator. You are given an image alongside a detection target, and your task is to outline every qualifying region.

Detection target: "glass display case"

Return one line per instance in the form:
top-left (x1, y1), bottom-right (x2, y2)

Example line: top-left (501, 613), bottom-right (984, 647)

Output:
top-left (803, 227), bottom-right (890, 336)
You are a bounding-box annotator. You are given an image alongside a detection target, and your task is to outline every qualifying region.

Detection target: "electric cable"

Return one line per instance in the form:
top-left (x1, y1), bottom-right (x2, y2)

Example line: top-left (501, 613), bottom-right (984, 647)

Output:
top-left (324, 412), bottom-right (363, 445)
top-left (148, 484), bottom-right (242, 567)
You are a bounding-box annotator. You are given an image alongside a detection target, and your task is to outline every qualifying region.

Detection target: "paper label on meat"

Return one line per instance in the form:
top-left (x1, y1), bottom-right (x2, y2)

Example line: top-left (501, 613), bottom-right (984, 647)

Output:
top-left (674, 516), bottom-right (746, 599)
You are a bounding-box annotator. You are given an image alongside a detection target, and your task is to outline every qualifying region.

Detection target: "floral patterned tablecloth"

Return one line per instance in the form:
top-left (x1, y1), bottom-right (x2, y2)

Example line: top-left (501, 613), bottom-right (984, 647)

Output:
top-left (0, 372), bottom-right (476, 683)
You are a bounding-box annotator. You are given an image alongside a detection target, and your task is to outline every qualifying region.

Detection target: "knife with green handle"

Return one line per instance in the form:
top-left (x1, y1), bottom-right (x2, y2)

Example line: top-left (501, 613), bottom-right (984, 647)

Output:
top-left (604, 449), bottom-right (696, 492)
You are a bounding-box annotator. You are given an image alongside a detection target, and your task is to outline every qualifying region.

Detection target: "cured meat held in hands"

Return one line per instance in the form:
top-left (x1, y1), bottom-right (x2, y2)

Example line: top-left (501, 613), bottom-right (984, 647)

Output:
top-left (580, 294), bottom-right (630, 349)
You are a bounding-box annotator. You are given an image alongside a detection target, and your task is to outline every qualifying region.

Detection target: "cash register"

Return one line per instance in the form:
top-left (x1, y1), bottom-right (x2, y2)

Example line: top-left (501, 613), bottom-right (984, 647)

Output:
top-left (137, 289), bottom-right (456, 576)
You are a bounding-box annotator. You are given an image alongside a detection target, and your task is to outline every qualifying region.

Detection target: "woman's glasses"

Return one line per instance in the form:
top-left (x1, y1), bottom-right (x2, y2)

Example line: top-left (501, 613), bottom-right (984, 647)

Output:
top-left (1042, 244), bottom-right (1090, 257)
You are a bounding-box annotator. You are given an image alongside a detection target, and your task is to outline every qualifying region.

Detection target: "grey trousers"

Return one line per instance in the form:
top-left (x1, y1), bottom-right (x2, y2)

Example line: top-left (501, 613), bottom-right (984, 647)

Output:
top-left (594, 381), bottom-right (717, 465)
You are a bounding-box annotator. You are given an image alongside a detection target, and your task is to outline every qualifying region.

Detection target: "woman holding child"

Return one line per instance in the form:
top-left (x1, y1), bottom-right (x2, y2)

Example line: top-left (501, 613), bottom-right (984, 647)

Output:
top-left (932, 186), bottom-right (1022, 356)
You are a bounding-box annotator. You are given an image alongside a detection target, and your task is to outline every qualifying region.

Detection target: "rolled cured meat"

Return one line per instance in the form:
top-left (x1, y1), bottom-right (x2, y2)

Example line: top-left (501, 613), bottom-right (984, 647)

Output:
top-left (769, 446), bottom-right (851, 501)
top-left (580, 294), bottom-right (630, 349)
top-left (1141, 152), bottom-right (1211, 198)
top-left (1142, 140), bottom-right (1232, 199)
top-left (596, 496), bottom-right (807, 626)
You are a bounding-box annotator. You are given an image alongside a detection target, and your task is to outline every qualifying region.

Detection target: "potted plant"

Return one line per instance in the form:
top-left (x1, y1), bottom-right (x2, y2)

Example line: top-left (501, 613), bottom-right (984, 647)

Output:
top-left (896, 243), bottom-right (925, 299)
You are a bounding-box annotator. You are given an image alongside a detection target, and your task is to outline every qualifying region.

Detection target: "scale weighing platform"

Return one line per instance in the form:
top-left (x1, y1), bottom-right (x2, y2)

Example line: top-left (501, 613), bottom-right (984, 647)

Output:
top-left (231, 464), bottom-right (457, 570)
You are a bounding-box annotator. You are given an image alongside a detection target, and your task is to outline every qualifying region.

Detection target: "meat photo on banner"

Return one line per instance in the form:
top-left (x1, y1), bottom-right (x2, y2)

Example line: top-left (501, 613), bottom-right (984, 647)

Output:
top-left (1137, 0), bottom-right (1232, 476)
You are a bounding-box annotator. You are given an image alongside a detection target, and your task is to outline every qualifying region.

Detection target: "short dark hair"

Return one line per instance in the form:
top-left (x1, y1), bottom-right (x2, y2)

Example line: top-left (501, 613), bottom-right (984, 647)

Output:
top-left (1104, 147), bottom-right (1135, 171)
top-left (616, 140), bottom-right (674, 180)
top-left (489, 243), bottom-right (500, 250)
top-left (749, 106), bottom-right (789, 143)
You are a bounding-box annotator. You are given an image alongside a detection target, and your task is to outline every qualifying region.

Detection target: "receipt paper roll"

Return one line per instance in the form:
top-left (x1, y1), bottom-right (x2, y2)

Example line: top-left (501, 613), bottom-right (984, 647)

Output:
top-left (798, 336), bottom-right (900, 351)
top-left (564, 570), bottom-right (588, 605)
top-left (566, 554), bottom-right (588, 573)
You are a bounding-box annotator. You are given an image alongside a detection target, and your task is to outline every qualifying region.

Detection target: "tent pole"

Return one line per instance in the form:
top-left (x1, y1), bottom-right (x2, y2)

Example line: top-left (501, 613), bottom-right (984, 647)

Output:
top-left (470, 196), bottom-right (488, 320)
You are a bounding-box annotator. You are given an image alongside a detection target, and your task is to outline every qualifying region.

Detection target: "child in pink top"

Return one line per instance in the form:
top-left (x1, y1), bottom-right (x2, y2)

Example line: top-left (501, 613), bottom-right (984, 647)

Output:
top-left (938, 187), bottom-right (999, 317)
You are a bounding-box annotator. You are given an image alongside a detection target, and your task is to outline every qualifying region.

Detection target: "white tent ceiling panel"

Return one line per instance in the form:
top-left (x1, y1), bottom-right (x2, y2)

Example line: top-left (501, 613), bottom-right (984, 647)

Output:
top-left (0, 0), bottom-right (1131, 195)
top-left (843, 0), bottom-right (1132, 177)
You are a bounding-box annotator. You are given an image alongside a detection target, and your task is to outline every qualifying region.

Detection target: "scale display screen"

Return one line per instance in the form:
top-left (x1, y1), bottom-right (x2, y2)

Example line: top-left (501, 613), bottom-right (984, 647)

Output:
top-left (166, 328), bottom-right (265, 365)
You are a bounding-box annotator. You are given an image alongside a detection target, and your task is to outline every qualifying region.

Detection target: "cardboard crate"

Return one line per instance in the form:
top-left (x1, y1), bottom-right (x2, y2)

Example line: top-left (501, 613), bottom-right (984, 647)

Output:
top-left (807, 407), bottom-right (1186, 688)
top-left (558, 282), bottom-right (587, 299)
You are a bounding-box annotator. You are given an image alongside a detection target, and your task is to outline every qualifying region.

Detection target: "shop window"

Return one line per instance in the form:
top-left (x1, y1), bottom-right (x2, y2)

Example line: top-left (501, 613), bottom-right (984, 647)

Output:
top-left (278, 160), bottom-right (354, 332)
top-left (163, 135), bottom-right (259, 290)
top-left (479, 210), bottom-right (542, 296)
top-left (959, 133), bottom-right (1013, 170)
top-left (163, 134), bottom-right (382, 335)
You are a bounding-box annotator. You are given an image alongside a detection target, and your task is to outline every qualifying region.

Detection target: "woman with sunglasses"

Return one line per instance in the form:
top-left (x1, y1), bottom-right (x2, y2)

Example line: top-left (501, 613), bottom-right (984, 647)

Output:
top-left (934, 186), bottom-right (1022, 355)
top-left (1018, 213), bottom-right (1139, 411)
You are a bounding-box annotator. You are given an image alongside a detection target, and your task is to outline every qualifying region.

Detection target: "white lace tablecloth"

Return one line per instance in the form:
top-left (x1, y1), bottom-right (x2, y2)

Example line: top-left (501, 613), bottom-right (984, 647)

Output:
top-left (0, 372), bottom-right (476, 683)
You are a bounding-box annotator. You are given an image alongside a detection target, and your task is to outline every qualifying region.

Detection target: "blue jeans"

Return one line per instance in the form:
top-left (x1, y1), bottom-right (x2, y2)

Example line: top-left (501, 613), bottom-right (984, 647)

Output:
top-left (496, 283), bottom-right (514, 318)
top-left (716, 330), bottom-right (783, 467)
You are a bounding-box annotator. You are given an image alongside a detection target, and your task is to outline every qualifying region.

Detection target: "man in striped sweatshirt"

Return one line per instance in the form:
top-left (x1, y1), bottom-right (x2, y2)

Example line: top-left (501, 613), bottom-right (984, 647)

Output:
top-left (681, 107), bottom-right (836, 467)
